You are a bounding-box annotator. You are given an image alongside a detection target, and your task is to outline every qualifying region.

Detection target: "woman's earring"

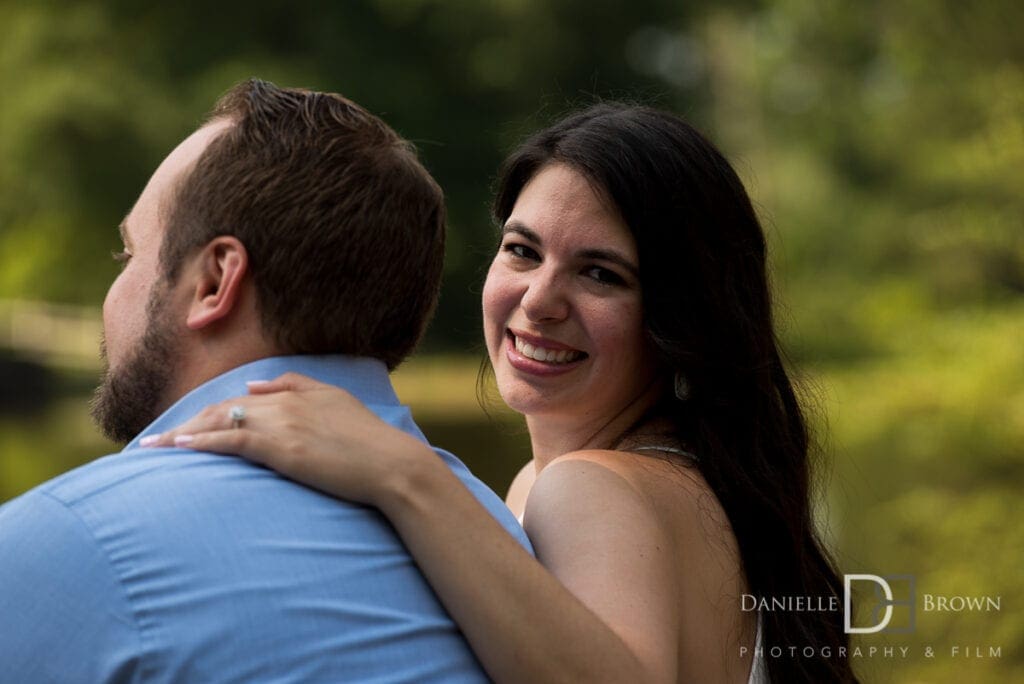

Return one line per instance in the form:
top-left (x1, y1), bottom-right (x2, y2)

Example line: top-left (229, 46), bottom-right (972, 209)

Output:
top-left (674, 372), bottom-right (690, 401)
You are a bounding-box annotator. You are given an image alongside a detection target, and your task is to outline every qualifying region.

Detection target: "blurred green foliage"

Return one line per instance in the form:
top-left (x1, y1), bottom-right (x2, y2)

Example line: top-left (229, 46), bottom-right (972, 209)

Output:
top-left (1, 0), bottom-right (1021, 681)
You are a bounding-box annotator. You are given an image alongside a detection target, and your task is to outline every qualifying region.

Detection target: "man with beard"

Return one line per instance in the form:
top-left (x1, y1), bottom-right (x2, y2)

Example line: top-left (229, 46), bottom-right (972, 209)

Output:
top-left (0, 80), bottom-right (530, 682)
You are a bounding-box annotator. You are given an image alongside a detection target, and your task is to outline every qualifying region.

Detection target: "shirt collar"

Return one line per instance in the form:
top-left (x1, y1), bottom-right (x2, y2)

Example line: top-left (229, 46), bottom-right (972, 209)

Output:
top-left (124, 355), bottom-right (397, 451)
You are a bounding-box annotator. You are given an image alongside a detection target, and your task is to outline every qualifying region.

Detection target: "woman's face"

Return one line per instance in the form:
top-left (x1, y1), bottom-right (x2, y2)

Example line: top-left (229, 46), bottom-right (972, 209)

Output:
top-left (483, 163), bottom-right (661, 422)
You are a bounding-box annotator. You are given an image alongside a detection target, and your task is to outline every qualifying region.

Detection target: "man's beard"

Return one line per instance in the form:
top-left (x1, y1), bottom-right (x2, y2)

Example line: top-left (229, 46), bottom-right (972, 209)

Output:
top-left (90, 287), bottom-right (179, 445)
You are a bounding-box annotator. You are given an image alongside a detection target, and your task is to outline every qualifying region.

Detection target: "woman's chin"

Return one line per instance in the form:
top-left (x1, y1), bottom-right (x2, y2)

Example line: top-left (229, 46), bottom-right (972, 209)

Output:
top-left (497, 393), bottom-right (538, 417)
top-left (496, 384), bottom-right (581, 420)
top-left (495, 383), bottom-right (550, 416)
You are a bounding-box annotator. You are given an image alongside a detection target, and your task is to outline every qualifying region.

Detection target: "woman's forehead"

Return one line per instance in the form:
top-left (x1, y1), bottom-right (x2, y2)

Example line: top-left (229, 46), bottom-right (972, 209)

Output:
top-left (509, 164), bottom-right (635, 253)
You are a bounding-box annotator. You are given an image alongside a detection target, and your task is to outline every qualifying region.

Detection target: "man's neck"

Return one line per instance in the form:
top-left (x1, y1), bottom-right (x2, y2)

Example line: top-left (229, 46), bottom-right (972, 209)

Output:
top-left (163, 345), bottom-right (278, 416)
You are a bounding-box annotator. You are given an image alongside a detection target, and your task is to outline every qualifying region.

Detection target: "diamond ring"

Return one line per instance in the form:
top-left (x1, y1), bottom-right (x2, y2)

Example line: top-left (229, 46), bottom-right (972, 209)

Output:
top-left (229, 405), bottom-right (246, 429)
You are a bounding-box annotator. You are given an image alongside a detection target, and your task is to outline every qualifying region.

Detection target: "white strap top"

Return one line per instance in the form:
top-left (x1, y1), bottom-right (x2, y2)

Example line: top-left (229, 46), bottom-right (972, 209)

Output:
top-left (747, 617), bottom-right (768, 683)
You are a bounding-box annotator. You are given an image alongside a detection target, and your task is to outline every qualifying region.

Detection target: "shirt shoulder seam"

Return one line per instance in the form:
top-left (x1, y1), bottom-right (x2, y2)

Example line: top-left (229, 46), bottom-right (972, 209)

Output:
top-left (36, 489), bottom-right (151, 682)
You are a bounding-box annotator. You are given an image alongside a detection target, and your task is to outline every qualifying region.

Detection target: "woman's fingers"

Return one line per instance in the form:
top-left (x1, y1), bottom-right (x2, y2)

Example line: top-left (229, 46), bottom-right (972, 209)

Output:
top-left (135, 374), bottom-right (427, 507)
top-left (138, 377), bottom-right (340, 451)
top-left (142, 398), bottom-right (257, 448)
top-left (137, 377), bottom-right (378, 488)
top-left (172, 429), bottom-right (275, 465)
top-left (246, 372), bottom-right (330, 395)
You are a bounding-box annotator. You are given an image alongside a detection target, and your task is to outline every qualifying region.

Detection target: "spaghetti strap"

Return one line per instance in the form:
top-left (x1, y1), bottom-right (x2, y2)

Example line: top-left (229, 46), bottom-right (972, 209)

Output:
top-left (747, 616), bottom-right (767, 683)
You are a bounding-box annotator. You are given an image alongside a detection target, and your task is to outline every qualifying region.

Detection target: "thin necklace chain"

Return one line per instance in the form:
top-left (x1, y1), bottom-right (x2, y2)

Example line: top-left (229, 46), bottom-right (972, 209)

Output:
top-left (631, 445), bottom-right (699, 461)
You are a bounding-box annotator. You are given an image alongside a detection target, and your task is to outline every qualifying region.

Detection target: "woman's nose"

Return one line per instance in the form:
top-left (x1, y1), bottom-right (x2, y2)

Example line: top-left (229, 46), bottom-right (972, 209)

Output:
top-left (519, 269), bottom-right (570, 323)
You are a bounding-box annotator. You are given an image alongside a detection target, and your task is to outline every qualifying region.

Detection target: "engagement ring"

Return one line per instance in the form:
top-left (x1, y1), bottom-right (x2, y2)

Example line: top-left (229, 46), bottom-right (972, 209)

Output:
top-left (229, 405), bottom-right (246, 429)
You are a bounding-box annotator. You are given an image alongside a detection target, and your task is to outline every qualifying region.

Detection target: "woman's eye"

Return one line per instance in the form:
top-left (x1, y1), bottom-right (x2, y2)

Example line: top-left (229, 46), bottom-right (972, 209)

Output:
top-left (584, 266), bottom-right (625, 286)
top-left (111, 250), bottom-right (132, 267)
top-left (503, 243), bottom-right (540, 261)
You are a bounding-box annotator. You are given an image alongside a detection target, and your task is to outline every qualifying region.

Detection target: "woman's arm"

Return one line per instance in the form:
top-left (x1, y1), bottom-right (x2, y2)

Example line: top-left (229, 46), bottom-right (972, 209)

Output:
top-left (382, 450), bottom-right (680, 684)
top-left (148, 373), bottom-right (680, 684)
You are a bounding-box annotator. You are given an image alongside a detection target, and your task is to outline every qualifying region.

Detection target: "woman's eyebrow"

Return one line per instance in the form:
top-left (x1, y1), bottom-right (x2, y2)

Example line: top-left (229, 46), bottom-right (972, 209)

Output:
top-left (502, 221), bottom-right (541, 244)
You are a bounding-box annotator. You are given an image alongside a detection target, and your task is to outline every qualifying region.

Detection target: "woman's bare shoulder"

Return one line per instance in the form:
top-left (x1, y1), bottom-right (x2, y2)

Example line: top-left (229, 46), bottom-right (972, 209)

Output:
top-left (523, 450), bottom-right (697, 534)
top-left (546, 449), bottom-right (707, 502)
top-left (536, 449), bottom-right (735, 552)
top-left (524, 452), bottom-right (657, 532)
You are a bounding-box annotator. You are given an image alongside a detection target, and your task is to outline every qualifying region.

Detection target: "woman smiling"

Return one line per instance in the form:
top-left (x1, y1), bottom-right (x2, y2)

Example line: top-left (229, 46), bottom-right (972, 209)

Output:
top-left (150, 103), bottom-right (857, 683)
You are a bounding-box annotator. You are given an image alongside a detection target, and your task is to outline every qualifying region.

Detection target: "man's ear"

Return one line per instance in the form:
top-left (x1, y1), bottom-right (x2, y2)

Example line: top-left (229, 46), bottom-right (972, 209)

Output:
top-left (185, 236), bottom-right (250, 331)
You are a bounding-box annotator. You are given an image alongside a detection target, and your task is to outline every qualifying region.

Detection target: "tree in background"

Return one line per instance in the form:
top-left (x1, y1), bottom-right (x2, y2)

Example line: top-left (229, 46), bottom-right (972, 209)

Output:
top-left (1, 1), bottom-right (1020, 680)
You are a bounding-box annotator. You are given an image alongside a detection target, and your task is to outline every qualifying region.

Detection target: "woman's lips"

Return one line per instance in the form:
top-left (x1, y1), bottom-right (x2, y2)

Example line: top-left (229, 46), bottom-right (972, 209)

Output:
top-left (504, 330), bottom-right (587, 376)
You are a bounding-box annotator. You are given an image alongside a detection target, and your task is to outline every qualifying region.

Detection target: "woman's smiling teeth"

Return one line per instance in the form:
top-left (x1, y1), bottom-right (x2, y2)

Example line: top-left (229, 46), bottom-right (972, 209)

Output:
top-left (513, 335), bottom-right (584, 364)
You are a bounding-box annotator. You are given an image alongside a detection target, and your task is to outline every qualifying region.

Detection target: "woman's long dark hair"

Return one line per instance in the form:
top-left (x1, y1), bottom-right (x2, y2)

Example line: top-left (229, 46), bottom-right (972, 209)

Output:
top-left (493, 103), bottom-right (857, 683)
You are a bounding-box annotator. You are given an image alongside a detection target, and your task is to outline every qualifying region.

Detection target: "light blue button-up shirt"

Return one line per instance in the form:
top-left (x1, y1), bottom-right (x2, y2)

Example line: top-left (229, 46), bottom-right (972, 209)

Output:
top-left (0, 356), bottom-right (532, 683)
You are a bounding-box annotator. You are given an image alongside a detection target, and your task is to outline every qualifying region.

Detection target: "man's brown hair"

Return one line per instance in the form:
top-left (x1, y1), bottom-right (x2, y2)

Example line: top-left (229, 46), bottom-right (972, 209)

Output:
top-left (160, 79), bottom-right (445, 369)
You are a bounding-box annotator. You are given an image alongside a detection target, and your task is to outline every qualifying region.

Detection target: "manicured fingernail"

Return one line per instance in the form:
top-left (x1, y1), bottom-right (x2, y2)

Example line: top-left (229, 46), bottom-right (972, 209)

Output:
top-left (140, 435), bottom-right (161, 447)
top-left (246, 380), bottom-right (270, 388)
top-left (174, 435), bottom-right (194, 446)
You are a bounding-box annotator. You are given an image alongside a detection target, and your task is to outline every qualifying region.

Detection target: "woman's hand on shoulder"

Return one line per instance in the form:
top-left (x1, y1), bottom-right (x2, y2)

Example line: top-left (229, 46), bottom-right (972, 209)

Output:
top-left (143, 372), bottom-right (437, 507)
top-left (524, 451), bottom-right (681, 684)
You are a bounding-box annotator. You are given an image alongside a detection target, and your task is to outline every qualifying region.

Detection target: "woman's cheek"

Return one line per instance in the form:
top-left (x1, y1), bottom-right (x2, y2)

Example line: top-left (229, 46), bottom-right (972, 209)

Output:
top-left (481, 268), bottom-right (508, 350)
